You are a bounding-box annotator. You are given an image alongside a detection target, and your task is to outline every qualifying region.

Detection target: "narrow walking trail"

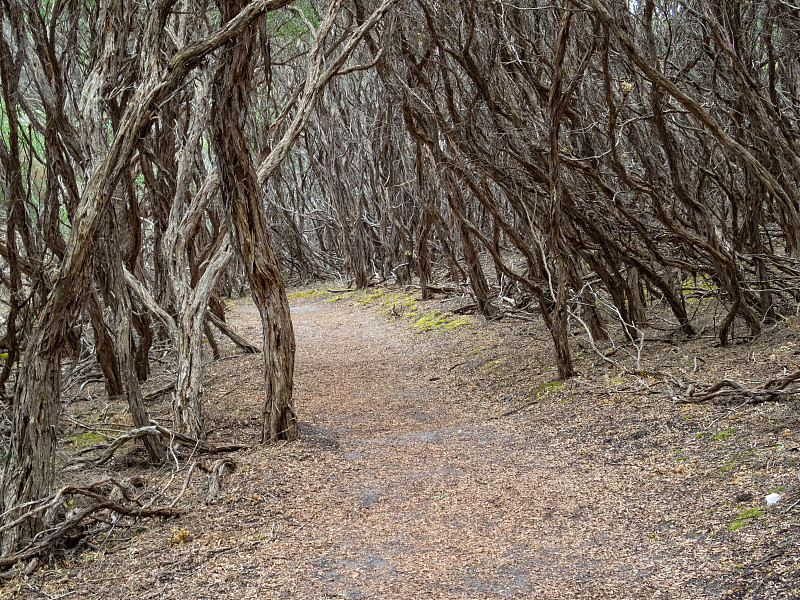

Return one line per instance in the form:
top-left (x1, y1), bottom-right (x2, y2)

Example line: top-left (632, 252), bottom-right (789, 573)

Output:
top-left (27, 297), bottom-right (753, 600)
top-left (207, 299), bottom-right (711, 600)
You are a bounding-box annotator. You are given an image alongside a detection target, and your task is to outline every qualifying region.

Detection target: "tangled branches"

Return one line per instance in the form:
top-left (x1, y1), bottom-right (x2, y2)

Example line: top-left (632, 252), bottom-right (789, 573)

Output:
top-left (0, 478), bottom-right (185, 572)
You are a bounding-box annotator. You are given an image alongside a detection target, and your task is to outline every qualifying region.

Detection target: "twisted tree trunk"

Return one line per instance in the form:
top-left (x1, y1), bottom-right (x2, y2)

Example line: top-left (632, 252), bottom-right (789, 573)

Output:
top-left (1, 0), bottom-right (285, 556)
top-left (211, 0), bottom-right (298, 443)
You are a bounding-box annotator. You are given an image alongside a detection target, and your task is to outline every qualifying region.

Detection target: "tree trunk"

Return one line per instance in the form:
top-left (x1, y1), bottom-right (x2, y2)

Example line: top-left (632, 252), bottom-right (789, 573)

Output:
top-left (111, 265), bottom-right (166, 464)
top-left (547, 8), bottom-right (575, 380)
top-left (211, 0), bottom-right (297, 444)
top-left (444, 182), bottom-right (496, 318)
top-left (88, 291), bottom-right (124, 399)
top-left (1, 0), bottom-right (274, 556)
top-left (0, 328), bottom-right (61, 556)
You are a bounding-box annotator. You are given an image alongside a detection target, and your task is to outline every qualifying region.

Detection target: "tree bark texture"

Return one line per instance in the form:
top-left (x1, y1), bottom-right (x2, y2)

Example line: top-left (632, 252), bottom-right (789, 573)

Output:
top-left (211, 0), bottom-right (298, 444)
top-left (0, 0), bottom-right (285, 557)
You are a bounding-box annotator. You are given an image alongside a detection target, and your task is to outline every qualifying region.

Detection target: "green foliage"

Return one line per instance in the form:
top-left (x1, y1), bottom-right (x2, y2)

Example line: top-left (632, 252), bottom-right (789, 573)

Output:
top-left (266, 2), bottom-right (320, 43)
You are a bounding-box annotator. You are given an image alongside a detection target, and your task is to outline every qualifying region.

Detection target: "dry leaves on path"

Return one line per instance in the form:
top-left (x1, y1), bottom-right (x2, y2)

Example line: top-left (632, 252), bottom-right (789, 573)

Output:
top-left (7, 294), bottom-right (799, 600)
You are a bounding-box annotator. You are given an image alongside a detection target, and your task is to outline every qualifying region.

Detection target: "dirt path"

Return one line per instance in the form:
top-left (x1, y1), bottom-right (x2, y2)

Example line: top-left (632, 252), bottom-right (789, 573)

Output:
top-left (14, 296), bottom-right (798, 600)
top-left (190, 300), bottom-right (716, 599)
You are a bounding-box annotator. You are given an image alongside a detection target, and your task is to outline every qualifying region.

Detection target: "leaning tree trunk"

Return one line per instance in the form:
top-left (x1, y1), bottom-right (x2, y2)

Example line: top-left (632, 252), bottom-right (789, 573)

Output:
top-left (111, 261), bottom-right (166, 464)
top-left (211, 0), bottom-right (297, 444)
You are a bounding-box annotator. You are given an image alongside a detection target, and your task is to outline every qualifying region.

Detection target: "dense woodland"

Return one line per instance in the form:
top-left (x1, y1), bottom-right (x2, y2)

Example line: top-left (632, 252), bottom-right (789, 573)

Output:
top-left (1, 0), bottom-right (799, 570)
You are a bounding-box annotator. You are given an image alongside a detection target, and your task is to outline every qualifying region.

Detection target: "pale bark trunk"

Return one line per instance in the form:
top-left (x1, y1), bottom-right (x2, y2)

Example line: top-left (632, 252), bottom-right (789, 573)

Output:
top-left (172, 237), bottom-right (233, 437)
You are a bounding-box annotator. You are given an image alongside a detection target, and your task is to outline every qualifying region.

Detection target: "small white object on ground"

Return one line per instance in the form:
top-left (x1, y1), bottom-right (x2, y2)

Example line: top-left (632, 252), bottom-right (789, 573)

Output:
top-left (765, 493), bottom-right (781, 506)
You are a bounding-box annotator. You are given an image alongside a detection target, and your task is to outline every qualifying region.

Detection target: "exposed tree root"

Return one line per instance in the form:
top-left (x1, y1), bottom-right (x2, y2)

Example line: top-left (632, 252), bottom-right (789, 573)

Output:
top-left (67, 424), bottom-right (249, 468)
top-left (0, 478), bottom-right (185, 571)
top-left (683, 368), bottom-right (800, 404)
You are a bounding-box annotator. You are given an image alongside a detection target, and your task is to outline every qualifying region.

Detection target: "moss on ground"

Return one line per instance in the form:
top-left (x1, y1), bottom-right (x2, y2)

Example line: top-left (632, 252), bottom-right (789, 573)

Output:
top-left (728, 507), bottom-right (765, 531)
top-left (68, 431), bottom-right (105, 448)
top-left (351, 286), bottom-right (471, 332)
top-left (352, 288), bottom-right (420, 317)
top-left (714, 428), bottom-right (735, 440)
top-left (535, 380), bottom-right (566, 396)
top-left (411, 310), bottom-right (472, 332)
top-left (288, 287), bottom-right (326, 301)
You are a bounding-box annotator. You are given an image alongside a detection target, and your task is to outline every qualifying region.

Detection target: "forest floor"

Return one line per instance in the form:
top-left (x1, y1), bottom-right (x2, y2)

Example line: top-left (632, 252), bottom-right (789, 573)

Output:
top-left (4, 287), bottom-right (800, 599)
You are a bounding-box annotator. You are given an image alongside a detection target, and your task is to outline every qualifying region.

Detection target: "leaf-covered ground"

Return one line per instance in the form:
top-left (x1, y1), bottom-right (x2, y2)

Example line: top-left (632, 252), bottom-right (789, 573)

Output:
top-left (5, 289), bottom-right (800, 599)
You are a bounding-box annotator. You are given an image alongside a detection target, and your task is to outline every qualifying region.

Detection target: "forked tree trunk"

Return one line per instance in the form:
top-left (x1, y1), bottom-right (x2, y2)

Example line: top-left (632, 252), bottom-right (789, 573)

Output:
top-left (172, 237), bottom-right (233, 438)
top-left (211, 0), bottom-right (297, 444)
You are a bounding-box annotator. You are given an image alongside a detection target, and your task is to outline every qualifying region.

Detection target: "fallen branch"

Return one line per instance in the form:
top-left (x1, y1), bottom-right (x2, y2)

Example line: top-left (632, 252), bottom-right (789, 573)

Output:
top-left (0, 478), bottom-right (185, 570)
top-left (143, 381), bottom-right (176, 403)
top-left (451, 303), bottom-right (478, 315)
top-left (67, 424), bottom-right (248, 468)
top-left (684, 368), bottom-right (800, 404)
top-left (206, 311), bottom-right (260, 354)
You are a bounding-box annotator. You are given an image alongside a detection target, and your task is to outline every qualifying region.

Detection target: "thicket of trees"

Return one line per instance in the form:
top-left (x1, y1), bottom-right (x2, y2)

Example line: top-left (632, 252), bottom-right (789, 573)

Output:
top-left (2, 0), bottom-right (799, 563)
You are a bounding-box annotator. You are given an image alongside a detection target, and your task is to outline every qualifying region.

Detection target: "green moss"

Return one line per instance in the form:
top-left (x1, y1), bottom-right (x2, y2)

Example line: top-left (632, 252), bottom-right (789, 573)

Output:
top-left (442, 316), bottom-right (472, 330)
top-left (714, 428), bottom-right (735, 440)
top-left (352, 287), bottom-right (422, 317)
top-left (357, 288), bottom-right (385, 304)
top-left (536, 380), bottom-right (566, 394)
top-left (376, 292), bottom-right (419, 317)
top-left (769, 485), bottom-right (787, 493)
top-left (288, 288), bottom-right (325, 301)
top-left (411, 310), bottom-right (471, 332)
top-left (68, 431), bottom-right (105, 448)
top-left (728, 507), bottom-right (765, 531)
